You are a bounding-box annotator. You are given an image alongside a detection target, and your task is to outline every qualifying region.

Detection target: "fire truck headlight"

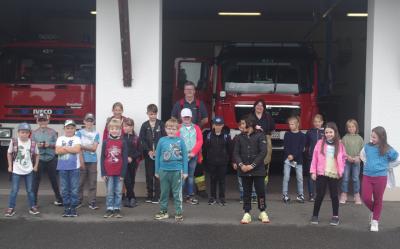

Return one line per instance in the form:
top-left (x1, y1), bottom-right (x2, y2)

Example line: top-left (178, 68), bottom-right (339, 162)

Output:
top-left (219, 91), bottom-right (226, 98)
top-left (0, 128), bottom-right (12, 138)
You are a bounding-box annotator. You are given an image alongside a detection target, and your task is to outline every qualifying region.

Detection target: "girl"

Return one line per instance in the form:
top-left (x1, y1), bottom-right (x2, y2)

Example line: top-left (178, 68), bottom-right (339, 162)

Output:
top-left (310, 122), bottom-right (347, 226)
top-left (360, 126), bottom-right (398, 232)
top-left (340, 119), bottom-right (364, 204)
top-left (103, 102), bottom-right (128, 140)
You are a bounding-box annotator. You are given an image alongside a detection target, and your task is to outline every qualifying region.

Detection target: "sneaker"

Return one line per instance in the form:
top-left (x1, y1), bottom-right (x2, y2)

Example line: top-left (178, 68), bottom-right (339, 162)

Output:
top-left (240, 212), bottom-right (252, 224)
top-left (103, 209), bottom-right (114, 218)
top-left (258, 211), bottom-right (270, 223)
top-left (145, 197), bottom-right (152, 203)
top-left (339, 192), bottom-right (347, 204)
top-left (175, 214), bottom-right (184, 222)
top-left (76, 202), bottom-right (83, 209)
top-left (370, 219), bottom-right (379, 232)
top-left (282, 195), bottom-right (290, 204)
top-left (330, 216), bottom-right (340, 226)
top-left (62, 209), bottom-right (70, 218)
top-left (309, 195), bottom-right (315, 202)
top-left (53, 200), bottom-right (63, 206)
top-left (154, 211), bottom-right (169, 220)
top-left (354, 193), bottom-right (362, 205)
top-left (5, 208), bottom-right (16, 217)
top-left (151, 197), bottom-right (159, 204)
top-left (130, 198), bottom-right (138, 207)
top-left (219, 198), bottom-right (226, 206)
top-left (189, 196), bottom-right (199, 205)
top-left (29, 207), bottom-right (40, 215)
top-left (310, 216), bottom-right (319, 224)
top-left (239, 197), bottom-right (243, 204)
top-left (208, 198), bottom-right (216, 205)
top-left (70, 208), bottom-right (78, 217)
top-left (296, 194), bottom-right (305, 203)
top-left (251, 196), bottom-right (257, 204)
top-left (88, 202), bottom-right (99, 210)
top-left (114, 209), bottom-right (123, 218)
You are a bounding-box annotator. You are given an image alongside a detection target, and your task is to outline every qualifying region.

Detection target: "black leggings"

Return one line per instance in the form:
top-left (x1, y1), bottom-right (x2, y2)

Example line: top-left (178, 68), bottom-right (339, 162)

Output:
top-left (312, 175), bottom-right (339, 217)
top-left (242, 176), bottom-right (266, 212)
top-left (124, 162), bottom-right (137, 200)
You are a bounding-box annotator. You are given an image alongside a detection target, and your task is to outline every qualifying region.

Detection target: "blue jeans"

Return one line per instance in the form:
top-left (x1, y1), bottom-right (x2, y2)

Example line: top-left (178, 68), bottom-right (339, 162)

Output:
top-left (184, 157), bottom-right (197, 196)
top-left (341, 161), bottom-right (361, 193)
top-left (8, 172), bottom-right (35, 209)
top-left (59, 169), bottom-right (80, 208)
top-left (105, 176), bottom-right (123, 210)
top-left (282, 161), bottom-right (303, 195)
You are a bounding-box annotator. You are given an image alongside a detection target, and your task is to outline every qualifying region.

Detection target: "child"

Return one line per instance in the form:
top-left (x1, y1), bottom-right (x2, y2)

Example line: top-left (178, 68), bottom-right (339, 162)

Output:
top-left (101, 118), bottom-right (128, 218)
top-left (139, 104), bottom-right (166, 203)
top-left (55, 120), bottom-right (82, 217)
top-left (310, 122), bottom-right (347, 226)
top-left (176, 108), bottom-right (203, 205)
top-left (305, 114), bottom-right (324, 201)
top-left (154, 118), bottom-right (188, 222)
top-left (360, 126), bottom-right (398, 232)
top-left (76, 113), bottom-right (100, 210)
top-left (203, 116), bottom-right (231, 206)
top-left (282, 116), bottom-right (306, 203)
top-left (103, 102), bottom-right (128, 140)
top-left (233, 115), bottom-right (268, 224)
top-left (123, 118), bottom-right (142, 208)
top-left (31, 112), bottom-right (63, 207)
top-left (5, 123), bottom-right (40, 217)
top-left (340, 119), bottom-right (364, 204)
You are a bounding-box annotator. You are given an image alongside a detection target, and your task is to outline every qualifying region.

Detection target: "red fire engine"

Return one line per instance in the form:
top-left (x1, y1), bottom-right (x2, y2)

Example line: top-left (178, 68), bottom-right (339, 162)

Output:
top-left (173, 43), bottom-right (319, 149)
top-left (0, 38), bottom-right (95, 147)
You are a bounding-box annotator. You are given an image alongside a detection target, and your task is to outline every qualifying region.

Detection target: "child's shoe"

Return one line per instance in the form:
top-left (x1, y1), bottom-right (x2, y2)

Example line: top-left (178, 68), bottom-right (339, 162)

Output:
top-left (208, 198), bottom-right (216, 205)
top-left (5, 208), bottom-right (16, 217)
top-left (296, 194), bottom-right (305, 203)
top-left (339, 192), bottom-right (347, 204)
top-left (114, 209), bottom-right (123, 218)
top-left (70, 208), bottom-right (78, 217)
top-left (145, 196), bottom-right (152, 203)
top-left (309, 194), bottom-right (315, 202)
top-left (354, 193), bottom-right (362, 205)
top-left (29, 206), bottom-right (40, 215)
top-left (175, 213), bottom-right (184, 222)
top-left (258, 211), bottom-right (270, 223)
top-left (188, 196), bottom-right (199, 205)
top-left (154, 211), bottom-right (169, 220)
top-left (239, 197), bottom-right (243, 204)
top-left (370, 220), bottom-right (379, 232)
top-left (103, 209), bottom-right (114, 218)
top-left (282, 194), bottom-right (290, 204)
top-left (151, 197), bottom-right (159, 204)
top-left (329, 216), bottom-right (340, 226)
top-left (53, 200), bottom-right (63, 206)
top-left (88, 202), bottom-right (99, 210)
top-left (62, 208), bottom-right (70, 217)
top-left (310, 216), bottom-right (319, 224)
top-left (219, 198), bottom-right (226, 206)
top-left (240, 212), bottom-right (252, 224)
top-left (130, 198), bottom-right (138, 207)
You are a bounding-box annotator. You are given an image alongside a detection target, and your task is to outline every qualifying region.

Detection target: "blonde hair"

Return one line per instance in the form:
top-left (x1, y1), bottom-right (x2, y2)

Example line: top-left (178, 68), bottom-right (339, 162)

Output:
top-left (108, 118), bottom-right (122, 130)
top-left (165, 118), bottom-right (179, 129)
top-left (112, 102), bottom-right (124, 111)
top-left (346, 119), bottom-right (359, 134)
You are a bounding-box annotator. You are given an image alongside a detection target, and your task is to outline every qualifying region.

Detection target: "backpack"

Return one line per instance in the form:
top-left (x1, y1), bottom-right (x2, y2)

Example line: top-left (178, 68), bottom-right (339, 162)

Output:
top-left (11, 138), bottom-right (36, 163)
top-left (179, 98), bottom-right (202, 124)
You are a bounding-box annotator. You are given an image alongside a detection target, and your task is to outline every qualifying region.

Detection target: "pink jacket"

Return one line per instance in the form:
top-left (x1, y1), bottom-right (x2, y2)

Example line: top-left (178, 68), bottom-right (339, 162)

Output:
top-left (310, 140), bottom-right (347, 177)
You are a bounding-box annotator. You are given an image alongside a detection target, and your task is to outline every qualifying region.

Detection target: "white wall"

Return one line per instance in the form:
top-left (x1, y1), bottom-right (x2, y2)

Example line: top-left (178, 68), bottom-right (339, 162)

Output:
top-left (365, 0), bottom-right (400, 200)
top-left (96, 0), bottom-right (162, 193)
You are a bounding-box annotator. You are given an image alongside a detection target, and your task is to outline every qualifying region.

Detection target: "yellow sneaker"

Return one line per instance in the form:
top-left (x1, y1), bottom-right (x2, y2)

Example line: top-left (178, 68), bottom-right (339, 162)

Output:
top-left (240, 212), bottom-right (252, 224)
top-left (258, 211), bottom-right (270, 223)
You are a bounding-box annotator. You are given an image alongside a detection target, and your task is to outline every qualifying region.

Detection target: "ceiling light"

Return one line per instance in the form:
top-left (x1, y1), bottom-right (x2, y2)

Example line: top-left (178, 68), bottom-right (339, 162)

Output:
top-left (347, 13), bottom-right (368, 17)
top-left (90, 11), bottom-right (97, 15)
top-left (218, 12), bottom-right (261, 16)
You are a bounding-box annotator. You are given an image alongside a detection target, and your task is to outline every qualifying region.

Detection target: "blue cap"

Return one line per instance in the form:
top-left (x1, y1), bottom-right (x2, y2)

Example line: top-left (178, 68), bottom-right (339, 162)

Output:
top-left (18, 122), bottom-right (31, 131)
top-left (212, 116), bottom-right (224, 125)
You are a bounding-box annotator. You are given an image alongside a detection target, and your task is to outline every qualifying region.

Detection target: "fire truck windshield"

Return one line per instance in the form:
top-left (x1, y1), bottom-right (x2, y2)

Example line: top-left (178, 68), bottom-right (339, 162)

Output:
top-left (0, 47), bottom-right (94, 84)
top-left (222, 59), bottom-right (313, 94)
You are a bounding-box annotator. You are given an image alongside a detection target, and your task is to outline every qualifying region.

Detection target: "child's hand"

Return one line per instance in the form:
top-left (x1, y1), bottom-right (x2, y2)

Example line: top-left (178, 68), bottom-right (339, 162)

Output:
top-left (188, 152), bottom-right (195, 159)
top-left (128, 157), bottom-right (133, 163)
top-left (311, 173), bottom-right (316, 181)
top-left (232, 163), bottom-right (238, 170)
top-left (33, 166), bottom-right (39, 172)
top-left (155, 174), bottom-right (159, 179)
top-left (148, 151), bottom-right (155, 157)
top-left (102, 176), bottom-right (108, 181)
top-left (182, 174), bottom-right (188, 179)
top-left (119, 177), bottom-right (124, 181)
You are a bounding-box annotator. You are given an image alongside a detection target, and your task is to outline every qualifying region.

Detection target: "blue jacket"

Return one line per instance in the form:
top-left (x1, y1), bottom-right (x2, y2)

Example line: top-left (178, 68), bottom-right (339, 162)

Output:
top-left (363, 143), bottom-right (398, 177)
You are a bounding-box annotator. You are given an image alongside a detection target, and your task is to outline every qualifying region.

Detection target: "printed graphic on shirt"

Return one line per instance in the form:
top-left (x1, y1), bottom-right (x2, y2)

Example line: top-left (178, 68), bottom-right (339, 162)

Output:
top-left (107, 145), bottom-right (122, 164)
top-left (162, 142), bottom-right (183, 162)
top-left (15, 145), bottom-right (31, 170)
top-left (56, 136), bottom-right (81, 170)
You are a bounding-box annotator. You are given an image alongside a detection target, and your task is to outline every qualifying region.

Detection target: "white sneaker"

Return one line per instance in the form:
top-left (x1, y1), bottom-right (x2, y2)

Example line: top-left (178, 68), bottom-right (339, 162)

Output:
top-left (370, 220), bottom-right (379, 232)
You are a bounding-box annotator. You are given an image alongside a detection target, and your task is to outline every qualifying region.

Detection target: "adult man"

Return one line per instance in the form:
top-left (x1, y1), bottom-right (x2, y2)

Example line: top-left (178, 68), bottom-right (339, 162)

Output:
top-left (171, 81), bottom-right (208, 127)
top-left (31, 113), bottom-right (63, 206)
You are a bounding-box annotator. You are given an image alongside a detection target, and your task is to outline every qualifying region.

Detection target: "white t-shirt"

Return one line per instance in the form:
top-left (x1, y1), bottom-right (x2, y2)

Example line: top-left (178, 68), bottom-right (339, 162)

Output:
top-left (7, 138), bottom-right (39, 175)
top-left (56, 135), bottom-right (81, 170)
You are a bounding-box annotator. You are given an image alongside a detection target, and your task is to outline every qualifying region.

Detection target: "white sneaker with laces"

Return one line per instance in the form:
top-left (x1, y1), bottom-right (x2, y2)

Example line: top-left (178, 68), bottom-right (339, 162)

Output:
top-left (370, 220), bottom-right (379, 232)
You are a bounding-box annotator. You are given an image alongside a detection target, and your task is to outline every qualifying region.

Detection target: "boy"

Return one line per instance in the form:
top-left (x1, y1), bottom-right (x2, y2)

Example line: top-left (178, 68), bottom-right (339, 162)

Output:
top-left (233, 115), bottom-right (268, 224)
top-left (5, 123), bottom-right (40, 217)
top-left (154, 118), bottom-right (188, 222)
top-left (282, 116), bottom-right (306, 204)
top-left (101, 118), bottom-right (128, 218)
top-left (176, 108), bottom-right (203, 205)
top-left (31, 113), bottom-right (63, 207)
top-left (203, 116), bottom-right (231, 205)
top-left (55, 120), bottom-right (82, 217)
top-left (139, 104), bottom-right (166, 203)
top-left (76, 113), bottom-right (100, 210)
top-left (123, 118), bottom-right (142, 208)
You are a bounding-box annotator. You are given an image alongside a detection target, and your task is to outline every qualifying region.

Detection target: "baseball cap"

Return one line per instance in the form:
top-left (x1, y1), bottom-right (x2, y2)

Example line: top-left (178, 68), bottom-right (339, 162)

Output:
top-left (36, 113), bottom-right (48, 121)
top-left (84, 113), bottom-right (95, 121)
top-left (212, 116), bottom-right (224, 125)
top-left (18, 122), bottom-right (31, 131)
top-left (180, 108), bottom-right (192, 118)
top-left (64, 119), bottom-right (76, 127)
